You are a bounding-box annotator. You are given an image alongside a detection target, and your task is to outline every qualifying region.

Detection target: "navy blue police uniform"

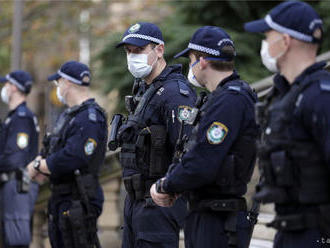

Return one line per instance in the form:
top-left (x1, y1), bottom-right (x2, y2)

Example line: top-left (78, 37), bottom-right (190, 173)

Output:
top-left (115, 22), bottom-right (197, 248)
top-left (158, 26), bottom-right (258, 248)
top-left (46, 61), bottom-right (108, 248)
top-left (244, 2), bottom-right (330, 247)
top-left (0, 71), bottom-right (39, 248)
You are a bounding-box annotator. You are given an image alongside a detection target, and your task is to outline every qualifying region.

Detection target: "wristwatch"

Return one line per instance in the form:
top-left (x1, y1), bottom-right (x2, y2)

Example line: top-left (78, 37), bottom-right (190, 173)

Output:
top-left (33, 159), bottom-right (50, 176)
top-left (33, 159), bottom-right (41, 172)
top-left (155, 178), bottom-right (166, 194)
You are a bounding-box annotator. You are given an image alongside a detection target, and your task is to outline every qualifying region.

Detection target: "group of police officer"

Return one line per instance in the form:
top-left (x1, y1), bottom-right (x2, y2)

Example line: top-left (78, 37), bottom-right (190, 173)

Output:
top-left (0, 1), bottom-right (329, 248)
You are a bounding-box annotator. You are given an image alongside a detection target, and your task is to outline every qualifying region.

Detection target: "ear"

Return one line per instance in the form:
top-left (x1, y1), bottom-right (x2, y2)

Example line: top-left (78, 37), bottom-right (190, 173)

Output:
top-left (199, 57), bottom-right (209, 70)
top-left (282, 33), bottom-right (291, 49)
top-left (155, 44), bottom-right (164, 58)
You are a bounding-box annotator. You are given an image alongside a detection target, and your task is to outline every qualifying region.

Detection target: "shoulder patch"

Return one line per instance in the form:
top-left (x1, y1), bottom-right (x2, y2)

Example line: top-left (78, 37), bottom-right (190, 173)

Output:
top-left (206, 122), bottom-right (228, 145)
top-left (320, 80), bottom-right (330, 91)
top-left (84, 138), bottom-right (97, 156)
top-left (177, 105), bottom-right (192, 122)
top-left (88, 108), bottom-right (97, 122)
top-left (17, 132), bottom-right (29, 149)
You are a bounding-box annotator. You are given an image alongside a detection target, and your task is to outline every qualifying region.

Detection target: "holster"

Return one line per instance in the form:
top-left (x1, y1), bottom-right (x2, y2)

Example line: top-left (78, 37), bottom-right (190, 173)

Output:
top-left (67, 201), bottom-right (89, 247)
top-left (16, 168), bottom-right (30, 194)
top-left (123, 174), bottom-right (154, 201)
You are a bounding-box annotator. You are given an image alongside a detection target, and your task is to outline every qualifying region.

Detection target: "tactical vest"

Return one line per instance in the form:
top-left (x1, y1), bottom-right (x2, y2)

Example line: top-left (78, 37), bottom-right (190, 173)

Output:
top-left (185, 80), bottom-right (258, 199)
top-left (48, 101), bottom-right (107, 185)
top-left (119, 79), bottom-right (171, 180)
top-left (256, 70), bottom-right (330, 205)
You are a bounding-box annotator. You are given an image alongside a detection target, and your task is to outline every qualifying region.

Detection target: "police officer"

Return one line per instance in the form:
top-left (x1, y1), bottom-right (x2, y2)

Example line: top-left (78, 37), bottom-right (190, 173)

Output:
top-left (27, 61), bottom-right (108, 248)
top-left (114, 22), bottom-right (196, 247)
top-left (150, 26), bottom-right (258, 248)
top-left (244, 1), bottom-right (330, 247)
top-left (0, 71), bottom-right (39, 248)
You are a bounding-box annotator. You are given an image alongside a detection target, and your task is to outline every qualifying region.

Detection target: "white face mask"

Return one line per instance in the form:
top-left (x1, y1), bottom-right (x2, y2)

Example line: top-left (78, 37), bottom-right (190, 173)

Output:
top-left (260, 39), bottom-right (285, 73)
top-left (1, 86), bottom-right (9, 104)
top-left (187, 61), bottom-right (203, 88)
top-left (56, 86), bottom-right (66, 105)
top-left (127, 49), bottom-right (157, 78)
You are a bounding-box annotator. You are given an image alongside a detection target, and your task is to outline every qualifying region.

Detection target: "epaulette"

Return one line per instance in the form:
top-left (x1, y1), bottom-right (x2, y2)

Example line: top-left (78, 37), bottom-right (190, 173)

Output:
top-left (178, 81), bottom-right (190, 96)
top-left (319, 80), bottom-right (330, 92)
top-left (88, 107), bottom-right (97, 122)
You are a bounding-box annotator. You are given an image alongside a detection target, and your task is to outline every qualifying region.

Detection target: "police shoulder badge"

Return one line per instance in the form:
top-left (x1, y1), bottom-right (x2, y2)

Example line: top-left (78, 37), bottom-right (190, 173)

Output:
top-left (17, 132), bottom-right (29, 149)
top-left (84, 138), bottom-right (97, 156)
top-left (178, 105), bottom-right (192, 122)
top-left (206, 122), bottom-right (228, 144)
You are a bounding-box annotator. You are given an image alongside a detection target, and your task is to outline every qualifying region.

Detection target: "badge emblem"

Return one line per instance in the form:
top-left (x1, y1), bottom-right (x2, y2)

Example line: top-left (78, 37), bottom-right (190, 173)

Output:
top-left (17, 132), bottom-right (29, 149)
top-left (178, 106), bottom-right (192, 122)
top-left (84, 138), bottom-right (97, 156)
top-left (206, 122), bottom-right (228, 144)
top-left (82, 75), bottom-right (90, 84)
top-left (128, 23), bottom-right (141, 33)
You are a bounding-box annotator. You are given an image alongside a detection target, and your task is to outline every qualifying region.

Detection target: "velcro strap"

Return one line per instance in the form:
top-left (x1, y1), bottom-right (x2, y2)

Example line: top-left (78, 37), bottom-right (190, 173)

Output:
top-left (267, 213), bottom-right (319, 231)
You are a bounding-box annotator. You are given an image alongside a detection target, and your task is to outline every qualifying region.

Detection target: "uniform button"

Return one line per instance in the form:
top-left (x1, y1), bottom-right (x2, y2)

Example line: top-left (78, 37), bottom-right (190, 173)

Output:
top-left (265, 127), bottom-right (271, 135)
top-left (281, 221), bottom-right (287, 227)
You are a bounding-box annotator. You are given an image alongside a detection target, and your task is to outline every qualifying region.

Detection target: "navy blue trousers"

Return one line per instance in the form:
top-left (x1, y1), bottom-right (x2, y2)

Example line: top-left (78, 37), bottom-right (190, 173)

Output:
top-left (274, 229), bottom-right (330, 248)
top-left (184, 210), bottom-right (252, 248)
top-left (122, 196), bottom-right (187, 248)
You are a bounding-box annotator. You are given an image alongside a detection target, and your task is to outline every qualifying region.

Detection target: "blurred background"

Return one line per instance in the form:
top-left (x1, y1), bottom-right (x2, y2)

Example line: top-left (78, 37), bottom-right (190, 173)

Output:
top-left (1, 0), bottom-right (330, 247)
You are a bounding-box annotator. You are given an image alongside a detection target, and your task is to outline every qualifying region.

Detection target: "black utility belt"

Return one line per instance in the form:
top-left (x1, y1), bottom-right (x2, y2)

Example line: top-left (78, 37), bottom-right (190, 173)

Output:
top-left (268, 213), bottom-right (320, 231)
top-left (0, 171), bottom-right (18, 183)
top-left (188, 198), bottom-right (247, 212)
top-left (123, 174), bottom-right (156, 201)
top-left (50, 183), bottom-right (76, 196)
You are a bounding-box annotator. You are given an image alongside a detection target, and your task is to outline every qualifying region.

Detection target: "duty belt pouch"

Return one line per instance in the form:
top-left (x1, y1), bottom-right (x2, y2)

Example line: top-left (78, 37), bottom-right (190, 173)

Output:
top-left (123, 176), bottom-right (135, 201)
top-left (148, 125), bottom-right (169, 178)
top-left (67, 200), bottom-right (88, 247)
top-left (224, 212), bottom-right (238, 247)
top-left (120, 143), bottom-right (137, 170)
top-left (270, 150), bottom-right (294, 186)
top-left (131, 174), bottom-right (145, 200)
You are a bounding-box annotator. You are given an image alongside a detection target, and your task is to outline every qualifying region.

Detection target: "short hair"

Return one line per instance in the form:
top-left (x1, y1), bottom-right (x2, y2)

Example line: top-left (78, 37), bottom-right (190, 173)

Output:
top-left (190, 46), bottom-right (235, 71)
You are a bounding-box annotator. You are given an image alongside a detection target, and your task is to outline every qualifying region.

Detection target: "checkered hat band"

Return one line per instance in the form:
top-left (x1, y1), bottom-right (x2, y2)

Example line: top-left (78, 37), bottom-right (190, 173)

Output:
top-left (188, 43), bottom-right (220, 56)
top-left (122, 34), bottom-right (164, 45)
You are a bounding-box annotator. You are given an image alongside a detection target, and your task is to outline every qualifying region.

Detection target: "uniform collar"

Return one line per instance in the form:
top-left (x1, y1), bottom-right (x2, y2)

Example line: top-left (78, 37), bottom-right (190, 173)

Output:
top-left (152, 64), bottom-right (182, 83)
top-left (293, 61), bottom-right (327, 85)
top-left (8, 101), bottom-right (26, 116)
top-left (274, 61), bottom-right (327, 95)
top-left (273, 74), bottom-right (290, 95)
top-left (67, 98), bottom-right (95, 113)
top-left (217, 70), bottom-right (240, 89)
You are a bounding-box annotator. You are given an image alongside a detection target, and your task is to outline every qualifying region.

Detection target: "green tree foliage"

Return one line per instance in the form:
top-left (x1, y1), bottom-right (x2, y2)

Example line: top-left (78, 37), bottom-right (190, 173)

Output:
top-left (97, 1), bottom-right (330, 112)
